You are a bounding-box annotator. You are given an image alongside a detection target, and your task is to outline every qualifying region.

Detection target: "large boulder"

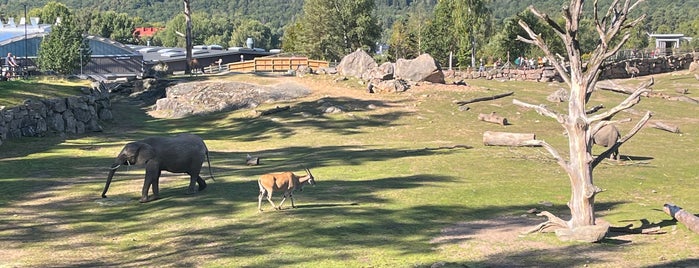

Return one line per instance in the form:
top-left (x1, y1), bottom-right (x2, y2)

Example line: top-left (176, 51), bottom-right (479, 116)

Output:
top-left (370, 79), bottom-right (410, 93)
top-left (362, 62), bottom-right (394, 81)
top-left (394, 54), bottom-right (445, 83)
top-left (689, 61), bottom-right (699, 73)
top-left (337, 49), bottom-right (378, 79)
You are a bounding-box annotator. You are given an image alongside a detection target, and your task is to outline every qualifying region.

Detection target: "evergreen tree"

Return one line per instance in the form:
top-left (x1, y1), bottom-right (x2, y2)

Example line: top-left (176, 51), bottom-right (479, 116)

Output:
top-left (37, 16), bottom-right (91, 75)
top-left (421, 1), bottom-right (458, 67)
top-left (286, 0), bottom-right (381, 61)
top-left (229, 19), bottom-right (275, 49)
top-left (388, 16), bottom-right (419, 61)
top-left (421, 0), bottom-right (491, 68)
top-left (484, 10), bottom-right (565, 62)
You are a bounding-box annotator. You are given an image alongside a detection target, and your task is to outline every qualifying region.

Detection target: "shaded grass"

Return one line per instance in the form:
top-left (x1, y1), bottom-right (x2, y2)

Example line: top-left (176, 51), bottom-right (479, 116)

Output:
top-left (1, 72), bottom-right (698, 267)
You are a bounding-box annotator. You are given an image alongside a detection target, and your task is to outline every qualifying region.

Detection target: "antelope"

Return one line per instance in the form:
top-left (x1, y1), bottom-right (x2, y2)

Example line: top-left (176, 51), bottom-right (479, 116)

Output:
top-left (258, 167), bottom-right (316, 211)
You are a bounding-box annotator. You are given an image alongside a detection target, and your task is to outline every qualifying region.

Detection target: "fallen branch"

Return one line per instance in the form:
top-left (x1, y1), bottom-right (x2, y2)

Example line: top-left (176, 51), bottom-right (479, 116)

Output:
top-left (457, 91), bottom-right (514, 106)
top-left (523, 211), bottom-right (568, 234)
top-left (595, 82), bottom-right (634, 94)
top-left (478, 112), bottom-right (508, 125)
top-left (483, 131), bottom-right (537, 147)
top-left (663, 203), bottom-right (699, 234)
top-left (650, 121), bottom-right (680, 133)
top-left (585, 104), bottom-right (604, 114)
top-left (408, 144), bottom-right (473, 153)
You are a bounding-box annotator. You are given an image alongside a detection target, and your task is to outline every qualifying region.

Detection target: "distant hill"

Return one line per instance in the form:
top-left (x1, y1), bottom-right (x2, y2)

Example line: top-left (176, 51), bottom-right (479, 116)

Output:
top-left (2, 0), bottom-right (696, 39)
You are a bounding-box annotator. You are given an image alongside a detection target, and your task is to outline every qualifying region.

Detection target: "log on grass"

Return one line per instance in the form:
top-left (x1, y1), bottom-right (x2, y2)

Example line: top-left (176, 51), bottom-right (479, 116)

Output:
top-left (483, 131), bottom-right (537, 146)
top-left (650, 121), bottom-right (680, 133)
top-left (478, 112), bottom-right (508, 125)
top-left (663, 203), bottom-right (699, 234)
top-left (456, 91), bottom-right (514, 106)
top-left (596, 84), bottom-right (634, 94)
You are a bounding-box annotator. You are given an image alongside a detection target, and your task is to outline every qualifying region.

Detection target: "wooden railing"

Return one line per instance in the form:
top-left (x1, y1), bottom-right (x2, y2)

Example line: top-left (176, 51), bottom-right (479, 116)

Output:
top-left (227, 57), bottom-right (329, 72)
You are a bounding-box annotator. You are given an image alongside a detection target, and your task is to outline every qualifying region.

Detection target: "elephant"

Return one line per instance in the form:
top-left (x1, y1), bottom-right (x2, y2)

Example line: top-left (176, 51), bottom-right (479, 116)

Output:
top-left (592, 124), bottom-right (621, 160)
top-left (101, 133), bottom-right (214, 203)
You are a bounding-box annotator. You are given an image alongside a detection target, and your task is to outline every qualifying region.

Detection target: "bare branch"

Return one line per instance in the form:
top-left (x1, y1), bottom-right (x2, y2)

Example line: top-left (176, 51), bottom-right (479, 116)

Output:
top-left (528, 6), bottom-right (566, 37)
top-left (592, 111), bottom-right (652, 168)
top-left (517, 19), bottom-right (572, 87)
top-left (520, 139), bottom-right (569, 170)
top-left (523, 211), bottom-right (570, 234)
top-left (589, 78), bottom-right (654, 122)
top-left (513, 99), bottom-right (565, 123)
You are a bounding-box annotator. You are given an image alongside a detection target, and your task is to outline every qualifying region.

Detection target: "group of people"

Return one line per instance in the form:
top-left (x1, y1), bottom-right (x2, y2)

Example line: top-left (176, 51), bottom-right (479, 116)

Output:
top-left (3, 52), bottom-right (19, 80)
top-left (514, 56), bottom-right (547, 70)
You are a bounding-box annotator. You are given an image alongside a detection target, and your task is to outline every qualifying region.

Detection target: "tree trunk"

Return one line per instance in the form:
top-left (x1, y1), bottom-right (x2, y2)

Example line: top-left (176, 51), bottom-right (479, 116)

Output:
top-left (565, 102), bottom-right (597, 229)
top-left (184, 0), bottom-right (193, 75)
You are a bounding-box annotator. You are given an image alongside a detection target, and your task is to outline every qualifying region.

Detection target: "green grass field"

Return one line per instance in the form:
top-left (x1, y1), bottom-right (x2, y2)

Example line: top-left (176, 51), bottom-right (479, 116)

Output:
top-left (0, 72), bottom-right (698, 267)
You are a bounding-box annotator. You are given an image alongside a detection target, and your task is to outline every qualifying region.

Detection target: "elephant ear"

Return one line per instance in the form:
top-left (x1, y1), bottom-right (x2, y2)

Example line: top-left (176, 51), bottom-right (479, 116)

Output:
top-left (134, 143), bottom-right (157, 166)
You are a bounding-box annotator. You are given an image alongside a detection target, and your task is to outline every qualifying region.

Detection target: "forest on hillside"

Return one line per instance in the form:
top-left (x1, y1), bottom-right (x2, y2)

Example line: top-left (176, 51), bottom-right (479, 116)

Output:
top-left (2, 0), bottom-right (698, 39)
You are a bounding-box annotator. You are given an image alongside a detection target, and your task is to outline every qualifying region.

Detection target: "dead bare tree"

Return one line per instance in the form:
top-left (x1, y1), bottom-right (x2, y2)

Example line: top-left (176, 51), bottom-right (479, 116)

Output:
top-left (183, 0), bottom-right (193, 75)
top-left (513, 0), bottom-right (653, 242)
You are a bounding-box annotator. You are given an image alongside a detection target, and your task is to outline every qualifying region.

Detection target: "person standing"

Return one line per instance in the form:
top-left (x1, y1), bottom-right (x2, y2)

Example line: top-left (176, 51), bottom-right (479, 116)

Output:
top-left (5, 52), bottom-right (18, 78)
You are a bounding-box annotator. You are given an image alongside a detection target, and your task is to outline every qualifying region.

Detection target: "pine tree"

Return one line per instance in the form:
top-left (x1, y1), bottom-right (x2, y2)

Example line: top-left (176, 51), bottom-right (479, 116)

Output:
top-left (37, 12), bottom-right (90, 75)
top-left (286, 0), bottom-right (380, 61)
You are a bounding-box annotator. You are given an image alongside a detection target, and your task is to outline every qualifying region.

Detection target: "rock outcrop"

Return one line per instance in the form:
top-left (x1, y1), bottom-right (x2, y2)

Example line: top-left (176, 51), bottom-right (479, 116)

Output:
top-left (394, 54), bottom-right (445, 83)
top-left (154, 81), bottom-right (311, 118)
top-left (337, 49), bottom-right (377, 79)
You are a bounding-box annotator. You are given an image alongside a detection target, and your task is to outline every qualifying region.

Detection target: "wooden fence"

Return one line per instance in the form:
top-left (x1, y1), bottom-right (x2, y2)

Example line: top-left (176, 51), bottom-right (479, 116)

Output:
top-left (227, 57), bottom-right (329, 72)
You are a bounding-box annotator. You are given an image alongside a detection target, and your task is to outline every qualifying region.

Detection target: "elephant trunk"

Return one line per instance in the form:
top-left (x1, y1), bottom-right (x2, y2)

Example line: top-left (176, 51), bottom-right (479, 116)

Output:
top-left (102, 163), bottom-right (121, 198)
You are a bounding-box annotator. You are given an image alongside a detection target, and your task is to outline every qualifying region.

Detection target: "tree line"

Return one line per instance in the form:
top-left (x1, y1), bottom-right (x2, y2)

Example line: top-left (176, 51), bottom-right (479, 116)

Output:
top-left (3, 0), bottom-right (699, 74)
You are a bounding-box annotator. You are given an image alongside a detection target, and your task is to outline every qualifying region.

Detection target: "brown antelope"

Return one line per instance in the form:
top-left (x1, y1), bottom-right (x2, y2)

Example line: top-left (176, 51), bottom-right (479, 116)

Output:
top-left (258, 167), bottom-right (316, 211)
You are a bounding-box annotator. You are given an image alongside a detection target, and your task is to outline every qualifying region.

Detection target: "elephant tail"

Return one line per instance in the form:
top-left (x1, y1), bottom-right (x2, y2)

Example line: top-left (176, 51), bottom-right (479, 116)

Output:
top-left (205, 150), bottom-right (215, 182)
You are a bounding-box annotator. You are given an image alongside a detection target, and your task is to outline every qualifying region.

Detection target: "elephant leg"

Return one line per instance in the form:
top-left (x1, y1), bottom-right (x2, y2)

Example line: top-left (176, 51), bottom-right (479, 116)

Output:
top-left (141, 164), bottom-right (160, 203)
top-left (151, 170), bottom-right (161, 201)
top-left (140, 177), bottom-right (150, 203)
top-left (196, 175), bottom-right (207, 191)
top-left (186, 173), bottom-right (198, 194)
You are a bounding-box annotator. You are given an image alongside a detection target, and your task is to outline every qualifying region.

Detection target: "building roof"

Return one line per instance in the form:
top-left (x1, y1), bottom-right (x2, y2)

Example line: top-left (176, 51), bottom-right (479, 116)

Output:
top-left (129, 45), bottom-right (277, 64)
top-left (0, 23), bottom-right (51, 43)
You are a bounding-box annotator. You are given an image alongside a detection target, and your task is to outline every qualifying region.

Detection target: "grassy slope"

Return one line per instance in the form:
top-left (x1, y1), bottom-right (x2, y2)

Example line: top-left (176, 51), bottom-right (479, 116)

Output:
top-left (0, 72), bottom-right (697, 267)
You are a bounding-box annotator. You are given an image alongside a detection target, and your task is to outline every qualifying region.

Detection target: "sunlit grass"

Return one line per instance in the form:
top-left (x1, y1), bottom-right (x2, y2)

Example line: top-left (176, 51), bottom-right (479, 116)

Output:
top-left (0, 72), bottom-right (697, 266)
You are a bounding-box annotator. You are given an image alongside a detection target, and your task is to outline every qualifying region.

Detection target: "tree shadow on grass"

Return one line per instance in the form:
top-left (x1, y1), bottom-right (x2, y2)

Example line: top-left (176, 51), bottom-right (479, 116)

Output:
top-left (194, 96), bottom-right (413, 142)
top-left (0, 162), bottom-right (654, 268)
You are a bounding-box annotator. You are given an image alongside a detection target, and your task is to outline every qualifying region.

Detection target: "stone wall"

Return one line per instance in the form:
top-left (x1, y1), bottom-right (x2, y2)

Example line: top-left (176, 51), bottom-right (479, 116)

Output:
top-left (600, 54), bottom-right (694, 79)
top-left (457, 54), bottom-right (695, 82)
top-left (0, 82), bottom-right (113, 147)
